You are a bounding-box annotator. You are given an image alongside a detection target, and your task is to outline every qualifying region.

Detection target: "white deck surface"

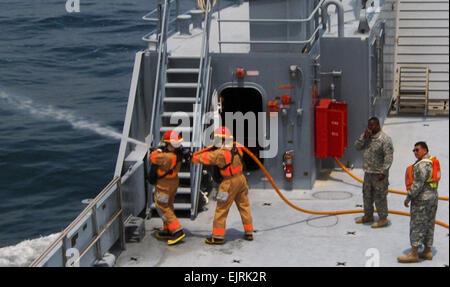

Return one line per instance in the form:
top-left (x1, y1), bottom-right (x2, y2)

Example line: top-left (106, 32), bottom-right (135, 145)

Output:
top-left (117, 116), bottom-right (449, 267)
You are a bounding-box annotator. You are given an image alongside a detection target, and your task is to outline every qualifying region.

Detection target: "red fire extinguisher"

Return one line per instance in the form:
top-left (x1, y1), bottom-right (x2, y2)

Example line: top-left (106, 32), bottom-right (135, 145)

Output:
top-left (283, 150), bottom-right (294, 181)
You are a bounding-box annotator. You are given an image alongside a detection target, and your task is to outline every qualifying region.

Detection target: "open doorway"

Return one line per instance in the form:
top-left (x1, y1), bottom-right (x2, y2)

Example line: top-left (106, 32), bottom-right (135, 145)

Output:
top-left (220, 87), bottom-right (264, 170)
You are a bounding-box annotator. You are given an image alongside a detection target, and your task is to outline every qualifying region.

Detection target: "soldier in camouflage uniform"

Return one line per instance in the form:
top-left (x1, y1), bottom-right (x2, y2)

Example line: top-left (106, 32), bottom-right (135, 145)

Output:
top-left (354, 117), bottom-right (393, 228)
top-left (398, 142), bottom-right (438, 263)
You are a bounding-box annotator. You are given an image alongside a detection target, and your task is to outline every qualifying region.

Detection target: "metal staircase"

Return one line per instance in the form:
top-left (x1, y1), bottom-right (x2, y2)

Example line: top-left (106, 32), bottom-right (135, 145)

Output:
top-left (394, 0), bottom-right (449, 115)
top-left (395, 66), bottom-right (430, 115)
top-left (151, 56), bottom-right (202, 217)
top-left (147, 0), bottom-right (214, 219)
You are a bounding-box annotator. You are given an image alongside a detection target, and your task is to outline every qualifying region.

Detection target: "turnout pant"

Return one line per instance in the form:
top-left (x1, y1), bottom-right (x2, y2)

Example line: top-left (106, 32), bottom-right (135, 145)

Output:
top-left (154, 177), bottom-right (183, 234)
top-left (212, 173), bottom-right (253, 239)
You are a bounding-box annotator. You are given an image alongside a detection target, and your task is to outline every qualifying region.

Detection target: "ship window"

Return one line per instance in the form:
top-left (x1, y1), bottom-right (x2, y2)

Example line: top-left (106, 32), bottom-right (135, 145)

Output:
top-left (219, 87), bottom-right (264, 170)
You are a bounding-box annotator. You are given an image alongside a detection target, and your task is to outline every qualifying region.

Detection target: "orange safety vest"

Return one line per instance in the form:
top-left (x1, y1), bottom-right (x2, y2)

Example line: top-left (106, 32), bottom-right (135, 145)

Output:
top-left (405, 156), bottom-right (441, 190)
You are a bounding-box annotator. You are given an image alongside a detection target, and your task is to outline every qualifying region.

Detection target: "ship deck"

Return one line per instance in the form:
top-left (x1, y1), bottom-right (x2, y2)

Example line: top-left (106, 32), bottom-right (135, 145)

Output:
top-left (116, 116), bottom-right (449, 267)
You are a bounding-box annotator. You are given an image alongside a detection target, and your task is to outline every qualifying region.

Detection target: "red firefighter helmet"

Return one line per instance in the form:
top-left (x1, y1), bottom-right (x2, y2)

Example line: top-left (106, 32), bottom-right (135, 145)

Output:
top-left (162, 130), bottom-right (183, 144)
top-left (214, 126), bottom-right (233, 139)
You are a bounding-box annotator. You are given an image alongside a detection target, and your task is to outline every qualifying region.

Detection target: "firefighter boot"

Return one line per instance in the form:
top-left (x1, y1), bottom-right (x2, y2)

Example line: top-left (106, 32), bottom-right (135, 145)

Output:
top-left (167, 230), bottom-right (186, 245)
top-left (419, 247), bottom-right (433, 260)
top-left (244, 234), bottom-right (253, 241)
top-left (205, 237), bottom-right (225, 245)
top-left (155, 230), bottom-right (171, 240)
top-left (371, 217), bottom-right (388, 228)
top-left (355, 215), bottom-right (374, 224)
top-left (397, 247), bottom-right (419, 263)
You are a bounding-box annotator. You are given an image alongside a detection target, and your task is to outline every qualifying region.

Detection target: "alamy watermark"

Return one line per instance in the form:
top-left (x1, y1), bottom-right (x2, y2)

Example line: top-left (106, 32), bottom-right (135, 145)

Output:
top-left (166, 105), bottom-right (279, 158)
top-left (65, 248), bottom-right (80, 267)
top-left (365, 248), bottom-right (380, 267)
top-left (66, 0), bottom-right (80, 13)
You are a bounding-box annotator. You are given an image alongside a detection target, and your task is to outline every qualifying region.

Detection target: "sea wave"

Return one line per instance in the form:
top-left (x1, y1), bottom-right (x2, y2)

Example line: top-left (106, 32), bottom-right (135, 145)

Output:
top-left (0, 91), bottom-right (122, 141)
top-left (0, 233), bottom-right (60, 267)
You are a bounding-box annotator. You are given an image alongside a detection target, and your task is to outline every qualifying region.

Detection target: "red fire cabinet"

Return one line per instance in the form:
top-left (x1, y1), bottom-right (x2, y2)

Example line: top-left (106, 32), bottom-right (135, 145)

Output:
top-left (315, 99), bottom-right (348, 158)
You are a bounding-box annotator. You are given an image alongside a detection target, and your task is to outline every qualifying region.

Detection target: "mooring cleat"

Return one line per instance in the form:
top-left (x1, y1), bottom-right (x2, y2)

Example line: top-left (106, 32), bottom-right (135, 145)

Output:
top-left (167, 230), bottom-right (186, 245)
top-left (205, 237), bottom-right (225, 245)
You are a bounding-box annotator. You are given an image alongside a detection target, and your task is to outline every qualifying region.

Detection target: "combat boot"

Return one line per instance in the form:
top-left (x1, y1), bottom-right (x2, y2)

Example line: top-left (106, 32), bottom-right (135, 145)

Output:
top-left (419, 247), bottom-right (433, 260)
top-left (371, 218), bottom-right (388, 228)
top-left (167, 230), bottom-right (186, 245)
top-left (397, 247), bottom-right (419, 263)
top-left (355, 215), bottom-right (374, 224)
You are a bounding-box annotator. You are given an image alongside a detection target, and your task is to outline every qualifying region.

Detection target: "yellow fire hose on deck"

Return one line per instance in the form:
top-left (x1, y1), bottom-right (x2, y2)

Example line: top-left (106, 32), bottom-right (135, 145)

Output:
top-left (333, 157), bottom-right (449, 202)
top-left (193, 145), bottom-right (449, 229)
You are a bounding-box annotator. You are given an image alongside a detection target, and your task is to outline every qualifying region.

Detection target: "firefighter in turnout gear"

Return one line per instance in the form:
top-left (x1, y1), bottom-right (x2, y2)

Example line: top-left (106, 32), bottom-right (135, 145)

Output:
top-left (192, 126), bottom-right (253, 244)
top-left (150, 130), bottom-right (186, 245)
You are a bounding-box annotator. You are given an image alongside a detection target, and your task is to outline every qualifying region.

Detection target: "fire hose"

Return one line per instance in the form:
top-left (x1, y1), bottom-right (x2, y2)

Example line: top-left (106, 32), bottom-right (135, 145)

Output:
top-left (193, 145), bottom-right (449, 229)
top-left (333, 157), bottom-right (449, 202)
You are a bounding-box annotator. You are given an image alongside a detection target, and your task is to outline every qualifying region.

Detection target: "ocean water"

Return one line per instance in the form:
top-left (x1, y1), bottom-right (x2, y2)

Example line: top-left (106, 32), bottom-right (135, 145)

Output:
top-left (0, 0), bottom-right (201, 249)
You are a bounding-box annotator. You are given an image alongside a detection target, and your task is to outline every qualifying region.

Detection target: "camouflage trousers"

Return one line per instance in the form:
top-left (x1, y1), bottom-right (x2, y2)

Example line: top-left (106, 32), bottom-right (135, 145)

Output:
top-left (410, 197), bottom-right (438, 248)
top-left (362, 173), bottom-right (389, 219)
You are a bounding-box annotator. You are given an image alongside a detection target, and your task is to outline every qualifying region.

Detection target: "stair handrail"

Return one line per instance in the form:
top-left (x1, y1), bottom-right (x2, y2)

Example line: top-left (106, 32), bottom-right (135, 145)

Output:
top-left (193, 0), bottom-right (213, 149)
top-left (424, 67), bottom-right (430, 117)
top-left (190, 0), bottom-right (213, 219)
top-left (148, 0), bottom-right (171, 149)
top-left (142, 0), bottom-right (181, 43)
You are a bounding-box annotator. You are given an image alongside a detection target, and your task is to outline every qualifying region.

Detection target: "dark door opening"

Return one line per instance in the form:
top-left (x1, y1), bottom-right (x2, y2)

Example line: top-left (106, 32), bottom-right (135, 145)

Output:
top-left (220, 87), bottom-right (264, 170)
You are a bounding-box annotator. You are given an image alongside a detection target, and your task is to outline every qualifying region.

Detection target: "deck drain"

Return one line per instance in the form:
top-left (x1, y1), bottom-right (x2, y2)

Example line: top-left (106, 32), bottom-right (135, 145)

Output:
top-left (336, 262), bottom-right (346, 266)
top-left (306, 215), bottom-right (338, 228)
top-left (263, 202), bottom-right (272, 206)
top-left (232, 259), bottom-right (241, 264)
top-left (130, 257), bottom-right (138, 261)
top-left (355, 204), bottom-right (363, 208)
top-left (312, 191), bottom-right (353, 200)
top-left (346, 231), bottom-right (356, 235)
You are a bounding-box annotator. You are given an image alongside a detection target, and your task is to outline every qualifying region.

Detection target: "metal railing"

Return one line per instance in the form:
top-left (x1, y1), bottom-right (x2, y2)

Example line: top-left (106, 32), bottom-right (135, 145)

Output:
top-left (142, 0), bottom-right (181, 44)
top-left (216, 0), bottom-right (326, 51)
top-left (148, 0), bottom-right (171, 149)
top-left (30, 176), bottom-right (125, 267)
top-left (191, 0), bottom-right (214, 219)
top-left (219, 25), bottom-right (322, 45)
